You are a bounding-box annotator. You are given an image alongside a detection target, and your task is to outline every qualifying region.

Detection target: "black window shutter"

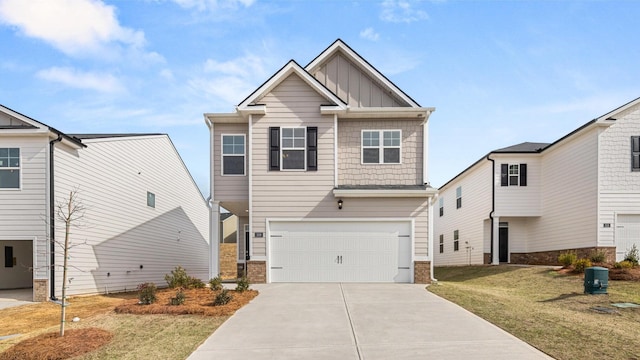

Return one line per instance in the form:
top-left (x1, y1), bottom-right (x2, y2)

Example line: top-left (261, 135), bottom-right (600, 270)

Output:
top-left (307, 127), bottom-right (318, 171)
top-left (269, 127), bottom-right (280, 171)
top-left (519, 164), bottom-right (527, 186)
top-left (500, 164), bottom-right (508, 186)
top-left (632, 136), bottom-right (640, 170)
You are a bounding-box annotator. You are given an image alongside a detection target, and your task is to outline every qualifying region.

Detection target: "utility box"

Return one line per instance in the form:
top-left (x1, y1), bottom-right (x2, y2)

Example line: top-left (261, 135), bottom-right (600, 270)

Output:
top-left (584, 266), bottom-right (608, 294)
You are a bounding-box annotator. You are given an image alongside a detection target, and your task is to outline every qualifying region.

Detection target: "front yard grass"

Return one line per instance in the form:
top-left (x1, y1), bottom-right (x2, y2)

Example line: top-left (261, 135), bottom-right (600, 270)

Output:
top-left (429, 266), bottom-right (640, 360)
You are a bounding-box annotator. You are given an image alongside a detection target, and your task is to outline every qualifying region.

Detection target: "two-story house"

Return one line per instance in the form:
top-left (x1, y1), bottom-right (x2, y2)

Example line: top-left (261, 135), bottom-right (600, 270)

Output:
top-left (434, 97), bottom-right (640, 266)
top-left (0, 105), bottom-right (209, 301)
top-left (206, 39), bottom-right (437, 283)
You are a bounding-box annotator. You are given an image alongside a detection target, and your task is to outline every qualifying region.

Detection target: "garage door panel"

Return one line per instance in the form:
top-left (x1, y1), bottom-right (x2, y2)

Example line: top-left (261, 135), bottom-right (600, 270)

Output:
top-left (269, 221), bottom-right (411, 283)
top-left (616, 215), bottom-right (640, 261)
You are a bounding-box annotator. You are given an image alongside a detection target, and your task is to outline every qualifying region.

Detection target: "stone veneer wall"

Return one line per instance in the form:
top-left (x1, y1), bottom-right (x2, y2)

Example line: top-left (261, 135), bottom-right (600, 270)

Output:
top-left (510, 247), bottom-right (616, 265)
top-left (219, 243), bottom-right (238, 280)
top-left (246, 261), bottom-right (266, 283)
top-left (33, 279), bottom-right (48, 302)
top-left (414, 261), bottom-right (431, 284)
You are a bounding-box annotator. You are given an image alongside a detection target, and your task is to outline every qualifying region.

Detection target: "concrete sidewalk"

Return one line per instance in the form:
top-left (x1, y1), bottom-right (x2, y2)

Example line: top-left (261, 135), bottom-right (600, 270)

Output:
top-left (188, 283), bottom-right (552, 360)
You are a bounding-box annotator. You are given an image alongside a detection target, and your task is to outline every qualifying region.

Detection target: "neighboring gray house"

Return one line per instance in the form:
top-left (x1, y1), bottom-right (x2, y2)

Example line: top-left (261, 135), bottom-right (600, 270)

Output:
top-left (0, 105), bottom-right (209, 301)
top-left (206, 39), bottom-right (437, 284)
top-left (434, 97), bottom-right (640, 266)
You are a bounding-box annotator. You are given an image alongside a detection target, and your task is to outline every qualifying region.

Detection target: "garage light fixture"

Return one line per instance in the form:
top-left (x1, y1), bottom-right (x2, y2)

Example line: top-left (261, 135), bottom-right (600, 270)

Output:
top-left (337, 199), bottom-right (343, 210)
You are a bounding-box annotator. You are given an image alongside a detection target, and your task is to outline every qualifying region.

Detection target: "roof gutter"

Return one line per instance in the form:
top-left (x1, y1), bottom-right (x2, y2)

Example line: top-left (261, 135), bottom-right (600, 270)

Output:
top-left (49, 134), bottom-right (62, 300)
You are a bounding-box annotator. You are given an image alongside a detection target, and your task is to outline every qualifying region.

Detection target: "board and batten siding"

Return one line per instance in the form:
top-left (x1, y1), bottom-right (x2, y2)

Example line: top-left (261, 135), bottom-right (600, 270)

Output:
top-left (310, 52), bottom-right (405, 108)
top-left (213, 123), bottom-right (248, 202)
top-left (338, 120), bottom-right (423, 186)
top-left (0, 135), bottom-right (49, 280)
top-left (52, 135), bottom-right (209, 296)
top-left (598, 103), bottom-right (640, 246)
top-left (434, 160), bottom-right (492, 265)
top-left (493, 155), bottom-right (542, 217)
top-left (530, 129), bottom-right (599, 252)
top-left (249, 74), bottom-right (430, 259)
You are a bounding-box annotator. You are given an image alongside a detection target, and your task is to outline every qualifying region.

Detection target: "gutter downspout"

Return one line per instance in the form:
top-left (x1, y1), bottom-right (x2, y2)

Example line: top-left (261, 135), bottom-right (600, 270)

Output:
top-left (487, 154), bottom-right (495, 265)
top-left (49, 134), bottom-right (62, 300)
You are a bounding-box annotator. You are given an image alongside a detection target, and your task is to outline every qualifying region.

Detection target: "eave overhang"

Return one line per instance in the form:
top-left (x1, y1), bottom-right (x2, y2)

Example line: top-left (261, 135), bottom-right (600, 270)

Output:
top-left (333, 187), bottom-right (437, 198)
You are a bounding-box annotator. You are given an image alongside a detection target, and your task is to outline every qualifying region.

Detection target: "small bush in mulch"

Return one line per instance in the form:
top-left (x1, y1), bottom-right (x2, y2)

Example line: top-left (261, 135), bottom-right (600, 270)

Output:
top-left (0, 328), bottom-right (112, 360)
top-left (115, 287), bottom-right (258, 316)
top-left (213, 289), bottom-right (233, 306)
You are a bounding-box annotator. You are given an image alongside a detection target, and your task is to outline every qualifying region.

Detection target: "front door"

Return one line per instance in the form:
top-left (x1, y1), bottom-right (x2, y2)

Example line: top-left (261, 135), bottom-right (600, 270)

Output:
top-left (499, 227), bottom-right (509, 263)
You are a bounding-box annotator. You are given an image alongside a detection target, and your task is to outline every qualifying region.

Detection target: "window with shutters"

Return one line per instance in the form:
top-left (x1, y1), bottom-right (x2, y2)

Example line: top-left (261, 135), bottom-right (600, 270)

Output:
top-left (632, 136), bottom-right (640, 171)
top-left (269, 127), bottom-right (317, 171)
top-left (500, 163), bottom-right (527, 187)
top-left (361, 130), bottom-right (401, 164)
top-left (0, 148), bottom-right (20, 189)
top-left (221, 134), bottom-right (245, 175)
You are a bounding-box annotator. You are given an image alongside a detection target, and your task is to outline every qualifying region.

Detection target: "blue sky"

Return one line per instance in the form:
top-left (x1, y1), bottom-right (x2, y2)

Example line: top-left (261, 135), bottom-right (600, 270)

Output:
top-left (1, 0), bottom-right (639, 194)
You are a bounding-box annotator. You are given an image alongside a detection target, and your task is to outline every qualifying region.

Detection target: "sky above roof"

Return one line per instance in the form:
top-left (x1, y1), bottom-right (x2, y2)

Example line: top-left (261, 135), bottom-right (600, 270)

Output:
top-left (1, 0), bottom-right (639, 194)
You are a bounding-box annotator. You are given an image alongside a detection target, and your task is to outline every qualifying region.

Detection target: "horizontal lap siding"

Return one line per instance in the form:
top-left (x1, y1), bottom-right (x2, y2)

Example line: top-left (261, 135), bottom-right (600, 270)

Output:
top-left (598, 104), bottom-right (640, 246)
top-left (53, 136), bottom-right (209, 296)
top-left (213, 123), bottom-right (249, 202)
top-left (494, 156), bottom-right (542, 216)
top-left (434, 161), bottom-right (492, 265)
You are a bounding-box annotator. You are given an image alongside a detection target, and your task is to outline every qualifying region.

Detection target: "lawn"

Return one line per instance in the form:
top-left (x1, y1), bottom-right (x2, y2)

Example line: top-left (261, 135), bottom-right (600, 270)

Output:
top-left (429, 266), bottom-right (640, 360)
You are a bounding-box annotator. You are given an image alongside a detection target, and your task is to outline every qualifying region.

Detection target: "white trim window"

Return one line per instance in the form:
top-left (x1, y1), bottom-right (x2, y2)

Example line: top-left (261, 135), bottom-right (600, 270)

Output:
top-left (456, 186), bottom-right (462, 209)
top-left (0, 148), bottom-right (20, 189)
top-left (281, 127), bottom-right (306, 170)
top-left (361, 130), bottom-right (401, 164)
top-left (500, 163), bottom-right (527, 187)
top-left (221, 134), bottom-right (246, 176)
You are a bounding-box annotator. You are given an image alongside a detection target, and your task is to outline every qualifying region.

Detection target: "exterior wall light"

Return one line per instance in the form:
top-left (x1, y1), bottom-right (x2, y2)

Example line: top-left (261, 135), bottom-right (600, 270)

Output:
top-left (338, 199), bottom-right (343, 210)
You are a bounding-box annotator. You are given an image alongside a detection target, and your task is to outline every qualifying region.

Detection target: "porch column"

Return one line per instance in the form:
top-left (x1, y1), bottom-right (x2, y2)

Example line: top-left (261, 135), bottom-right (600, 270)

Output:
top-left (210, 200), bottom-right (220, 279)
top-left (492, 216), bottom-right (500, 265)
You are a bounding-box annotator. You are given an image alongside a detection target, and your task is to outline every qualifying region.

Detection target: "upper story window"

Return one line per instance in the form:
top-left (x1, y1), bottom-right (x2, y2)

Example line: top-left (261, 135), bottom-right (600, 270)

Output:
top-left (500, 163), bottom-right (527, 187)
top-left (361, 130), bottom-right (401, 164)
top-left (222, 134), bottom-right (245, 176)
top-left (456, 186), bottom-right (462, 209)
top-left (632, 136), bottom-right (640, 171)
top-left (439, 197), bottom-right (444, 217)
top-left (0, 148), bottom-right (20, 189)
top-left (269, 127), bottom-right (317, 172)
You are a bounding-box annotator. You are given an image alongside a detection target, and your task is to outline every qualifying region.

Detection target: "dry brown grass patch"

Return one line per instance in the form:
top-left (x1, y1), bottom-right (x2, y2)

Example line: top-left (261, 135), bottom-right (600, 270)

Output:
top-left (0, 328), bottom-right (112, 360)
top-left (114, 288), bottom-right (258, 316)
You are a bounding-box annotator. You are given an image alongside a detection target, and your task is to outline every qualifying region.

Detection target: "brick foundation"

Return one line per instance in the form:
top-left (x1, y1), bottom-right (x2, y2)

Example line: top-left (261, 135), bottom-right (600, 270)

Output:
top-left (510, 247), bottom-right (616, 265)
top-left (484, 253), bottom-right (491, 264)
top-left (219, 243), bottom-right (238, 280)
top-left (246, 260), bottom-right (266, 283)
top-left (33, 279), bottom-right (48, 302)
top-left (414, 261), bottom-right (431, 284)
top-left (237, 263), bottom-right (246, 278)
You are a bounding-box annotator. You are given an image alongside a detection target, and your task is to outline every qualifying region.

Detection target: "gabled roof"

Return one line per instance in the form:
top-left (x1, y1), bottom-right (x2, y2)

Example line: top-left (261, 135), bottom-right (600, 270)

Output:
top-left (237, 60), bottom-right (347, 114)
top-left (71, 133), bottom-right (165, 140)
top-left (0, 104), bottom-right (85, 148)
top-left (492, 142), bottom-right (550, 153)
top-left (305, 39), bottom-right (421, 108)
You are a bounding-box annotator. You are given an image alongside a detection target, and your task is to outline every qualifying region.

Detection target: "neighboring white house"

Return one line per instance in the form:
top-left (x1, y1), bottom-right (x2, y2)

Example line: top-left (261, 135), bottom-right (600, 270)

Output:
top-left (206, 39), bottom-right (437, 284)
top-left (434, 97), bottom-right (640, 266)
top-left (0, 105), bottom-right (209, 301)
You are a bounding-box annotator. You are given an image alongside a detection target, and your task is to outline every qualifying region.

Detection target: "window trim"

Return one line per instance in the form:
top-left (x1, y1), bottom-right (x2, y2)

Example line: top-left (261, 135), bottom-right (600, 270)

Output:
top-left (360, 129), bottom-right (402, 165)
top-left (280, 127), bottom-right (307, 171)
top-left (453, 230), bottom-right (459, 252)
top-left (221, 134), bottom-right (246, 176)
top-left (501, 163), bottom-right (527, 187)
top-left (147, 191), bottom-right (156, 208)
top-left (439, 197), bottom-right (444, 217)
top-left (456, 186), bottom-right (462, 209)
top-left (0, 147), bottom-right (21, 190)
top-left (439, 234), bottom-right (444, 254)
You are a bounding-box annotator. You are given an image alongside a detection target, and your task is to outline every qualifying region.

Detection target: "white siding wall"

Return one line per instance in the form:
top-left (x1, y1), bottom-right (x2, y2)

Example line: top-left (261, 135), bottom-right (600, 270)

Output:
top-left (530, 129), bottom-right (599, 252)
top-left (250, 74), bottom-right (430, 260)
top-left (0, 135), bottom-right (49, 281)
top-left (494, 155), bottom-right (542, 217)
top-left (434, 161), bottom-right (492, 265)
top-left (501, 217), bottom-right (532, 254)
top-left (53, 135), bottom-right (209, 296)
top-left (598, 104), bottom-right (640, 247)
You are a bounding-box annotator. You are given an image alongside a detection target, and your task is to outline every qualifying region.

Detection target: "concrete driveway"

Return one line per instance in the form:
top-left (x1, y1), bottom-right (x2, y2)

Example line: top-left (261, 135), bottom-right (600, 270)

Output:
top-left (188, 283), bottom-right (552, 360)
top-left (0, 288), bottom-right (33, 310)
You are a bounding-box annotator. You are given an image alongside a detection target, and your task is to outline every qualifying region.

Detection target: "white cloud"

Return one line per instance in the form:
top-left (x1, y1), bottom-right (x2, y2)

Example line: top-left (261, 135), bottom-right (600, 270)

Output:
top-left (160, 68), bottom-right (175, 81)
top-left (360, 27), bottom-right (380, 41)
top-left (170, 0), bottom-right (255, 11)
top-left (36, 66), bottom-right (125, 93)
top-left (0, 0), bottom-right (146, 57)
top-left (380, 0), bottom-right (428, 23)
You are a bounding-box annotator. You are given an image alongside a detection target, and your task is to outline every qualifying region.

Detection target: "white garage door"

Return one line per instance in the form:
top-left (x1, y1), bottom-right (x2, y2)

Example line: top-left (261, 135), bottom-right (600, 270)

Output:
top-left (269, 221), bottom-right (412, 283)
top-left (616, 214), bottom-right (640, 261)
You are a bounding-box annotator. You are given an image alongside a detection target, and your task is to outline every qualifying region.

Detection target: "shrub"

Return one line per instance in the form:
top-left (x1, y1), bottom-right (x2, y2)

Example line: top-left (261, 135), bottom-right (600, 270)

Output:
top-left (614, 261), bottom-right (634, 269)
top-left (624, 244), bottom-right (639, 266)
top-left (169, 288), bottom-right (186, 306)
top-left (165, 266), bottom-right (204, 289)
top-left (235, 276), bottom-right (250, 292)
top-left (589, 250), bottom-right (607, 263)
top-left (573, 258), bottom-right (592, 273)
top-left (209, 276), bottom-right (223, 291)
top-left (137, 282), bottom-right (157, 305)
top-left (558, 252), bottom-right (577, 268)
top-left (213, 289), bottom-right (233, 306)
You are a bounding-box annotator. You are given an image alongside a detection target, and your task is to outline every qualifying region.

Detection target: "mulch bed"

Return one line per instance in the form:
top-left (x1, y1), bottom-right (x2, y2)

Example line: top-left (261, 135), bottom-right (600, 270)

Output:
top-left (114, 288), bottom-right (259, 316)
top-left (555, 264), bottom-right (640, 281)
top-left (0, 328), bottom-right (112, 360)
